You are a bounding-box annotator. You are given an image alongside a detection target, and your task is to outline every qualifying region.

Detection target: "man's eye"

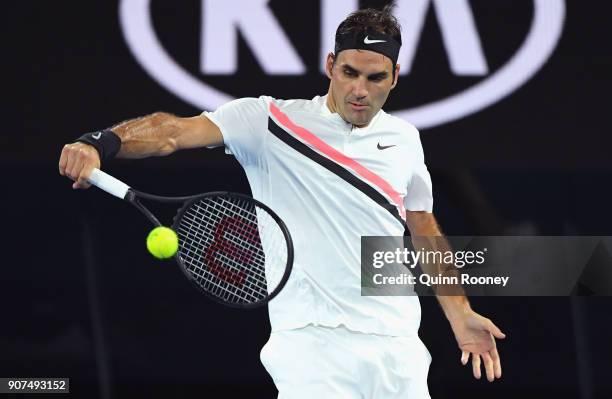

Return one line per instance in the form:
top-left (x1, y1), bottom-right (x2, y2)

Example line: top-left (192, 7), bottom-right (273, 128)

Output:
top-left (369, 76), bottom-right (385, 82)
top-left (344, 69), bottom-right (357, 77)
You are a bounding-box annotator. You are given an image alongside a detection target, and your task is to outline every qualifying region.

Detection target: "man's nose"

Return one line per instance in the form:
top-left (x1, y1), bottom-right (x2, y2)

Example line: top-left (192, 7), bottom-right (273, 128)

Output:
top-left (351, 77), bottom-right (368, 99)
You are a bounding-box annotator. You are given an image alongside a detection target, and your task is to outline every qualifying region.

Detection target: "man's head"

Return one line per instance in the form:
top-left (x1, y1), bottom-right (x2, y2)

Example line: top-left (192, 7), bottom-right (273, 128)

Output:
top-left (325, 4), bottom-right (402, 128)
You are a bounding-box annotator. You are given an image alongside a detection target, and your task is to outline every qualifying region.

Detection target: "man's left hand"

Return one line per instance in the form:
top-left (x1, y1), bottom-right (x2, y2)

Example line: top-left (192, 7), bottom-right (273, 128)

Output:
top-left (449, 309), bottom-right (506, 382)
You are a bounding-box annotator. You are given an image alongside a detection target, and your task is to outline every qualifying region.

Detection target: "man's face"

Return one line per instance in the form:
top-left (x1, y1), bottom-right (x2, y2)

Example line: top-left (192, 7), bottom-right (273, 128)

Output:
top-left (326, 49), bottom-right (399, 127)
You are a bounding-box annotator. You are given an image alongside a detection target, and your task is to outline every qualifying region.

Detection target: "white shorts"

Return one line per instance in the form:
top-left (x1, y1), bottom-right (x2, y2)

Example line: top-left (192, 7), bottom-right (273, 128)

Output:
top-left (260, 325), bottom-right (431, 399)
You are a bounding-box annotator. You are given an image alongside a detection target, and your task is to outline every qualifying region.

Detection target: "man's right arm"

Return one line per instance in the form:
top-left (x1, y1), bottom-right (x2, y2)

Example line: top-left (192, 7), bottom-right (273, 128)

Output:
top-left (59, 112), bottom-right (222, 189)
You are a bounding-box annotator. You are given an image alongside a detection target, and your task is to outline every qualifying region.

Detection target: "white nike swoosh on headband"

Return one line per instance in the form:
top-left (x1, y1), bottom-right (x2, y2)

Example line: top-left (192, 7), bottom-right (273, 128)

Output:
top-left (364, 36), bottom-right (386, 44)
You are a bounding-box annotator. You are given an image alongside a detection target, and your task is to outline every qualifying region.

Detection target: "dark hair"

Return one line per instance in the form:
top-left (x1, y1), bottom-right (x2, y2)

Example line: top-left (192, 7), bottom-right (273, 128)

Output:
top-left (335, 3), bottom-right (402, 47)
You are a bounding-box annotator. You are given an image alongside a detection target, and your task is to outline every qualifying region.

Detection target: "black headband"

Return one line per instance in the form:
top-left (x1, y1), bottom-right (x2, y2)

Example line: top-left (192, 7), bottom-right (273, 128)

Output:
top-left (334, 30), bottom-right (402, 66)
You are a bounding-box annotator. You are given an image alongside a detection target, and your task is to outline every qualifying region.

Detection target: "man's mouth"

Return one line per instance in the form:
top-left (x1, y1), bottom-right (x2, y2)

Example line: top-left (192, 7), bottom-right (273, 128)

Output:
top-left (349, 102), bottom-right (368, 111)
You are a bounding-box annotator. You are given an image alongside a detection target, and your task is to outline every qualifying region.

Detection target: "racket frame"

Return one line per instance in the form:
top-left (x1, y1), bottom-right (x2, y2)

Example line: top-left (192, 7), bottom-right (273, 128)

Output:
top-left (169, 191), bottom-right (294, 309)
top-left (89, 169), bottom-right (294, 309)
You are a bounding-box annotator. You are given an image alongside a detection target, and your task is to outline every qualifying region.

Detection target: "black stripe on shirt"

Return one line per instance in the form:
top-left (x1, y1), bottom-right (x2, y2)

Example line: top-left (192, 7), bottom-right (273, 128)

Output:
top-left (267, 117), bottom-right (406, 228)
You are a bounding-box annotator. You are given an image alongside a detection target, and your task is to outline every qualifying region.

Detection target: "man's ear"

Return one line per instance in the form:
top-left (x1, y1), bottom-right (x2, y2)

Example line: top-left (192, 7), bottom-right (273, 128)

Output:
top-left (391, 63), bottom-right (400, 90)
top-left (325, 52), bottom-right (335, 79)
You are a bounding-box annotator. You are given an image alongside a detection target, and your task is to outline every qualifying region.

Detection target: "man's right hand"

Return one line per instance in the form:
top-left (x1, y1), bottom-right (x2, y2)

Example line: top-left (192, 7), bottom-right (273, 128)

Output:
top-left (59, 142), bottom-right (101, 189)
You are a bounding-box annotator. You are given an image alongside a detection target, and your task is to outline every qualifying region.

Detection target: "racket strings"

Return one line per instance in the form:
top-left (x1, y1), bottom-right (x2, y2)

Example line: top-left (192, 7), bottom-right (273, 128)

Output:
top-left (176, 195), bottom-right (288, 305)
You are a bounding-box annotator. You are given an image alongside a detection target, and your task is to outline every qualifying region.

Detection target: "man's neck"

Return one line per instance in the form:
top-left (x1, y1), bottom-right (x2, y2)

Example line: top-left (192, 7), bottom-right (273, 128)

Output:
top-left (325, 90), bottom-right (339, 115)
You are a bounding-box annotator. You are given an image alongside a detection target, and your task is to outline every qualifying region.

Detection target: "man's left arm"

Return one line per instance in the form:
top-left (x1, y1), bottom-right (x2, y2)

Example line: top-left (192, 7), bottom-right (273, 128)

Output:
top-left (405, 211), bottom-right (506, 382)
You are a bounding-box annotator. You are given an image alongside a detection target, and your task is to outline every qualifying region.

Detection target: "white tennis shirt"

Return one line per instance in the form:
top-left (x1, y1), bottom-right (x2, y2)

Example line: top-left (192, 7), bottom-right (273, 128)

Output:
top-left (204, 95), bottom-right (433, 337)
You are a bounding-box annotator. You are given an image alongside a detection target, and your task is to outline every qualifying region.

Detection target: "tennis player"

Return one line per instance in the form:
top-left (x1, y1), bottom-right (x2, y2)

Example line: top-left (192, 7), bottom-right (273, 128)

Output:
top-left (59, 5), bottom-right (505, 398)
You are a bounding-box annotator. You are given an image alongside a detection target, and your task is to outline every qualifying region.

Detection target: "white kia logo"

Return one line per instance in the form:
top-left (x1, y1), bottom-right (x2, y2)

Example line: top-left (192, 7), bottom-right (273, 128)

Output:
top-left (119, 0), bottom-right (565, 129)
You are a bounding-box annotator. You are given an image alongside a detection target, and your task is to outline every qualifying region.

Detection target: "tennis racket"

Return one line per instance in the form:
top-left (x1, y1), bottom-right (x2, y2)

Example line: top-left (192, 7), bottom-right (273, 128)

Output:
top-left (86, 168), bottom-right (293, 309)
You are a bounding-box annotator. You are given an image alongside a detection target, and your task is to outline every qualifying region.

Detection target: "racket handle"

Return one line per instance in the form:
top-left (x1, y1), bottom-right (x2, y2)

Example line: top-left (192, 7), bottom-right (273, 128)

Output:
top-left (88, 168), bottom-right (131, 199)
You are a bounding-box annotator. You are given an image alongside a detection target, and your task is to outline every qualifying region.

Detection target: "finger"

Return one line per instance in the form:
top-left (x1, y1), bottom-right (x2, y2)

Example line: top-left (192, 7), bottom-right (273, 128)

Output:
top-left (472, 353), bottom-right (481, 380)
top-left (71, 158), bottom-right (85, 189)
top-left (74, 177), bottom-right (92, 190)
top-left (59, 145), bottom-right (69, 176)
top-left (490, 347), bottom-right (502, 379)
top-left (461, 351), bottom-right (469, 365)
top-left (65, 149), bottom-right (78, 181)
top-left (487, 320), bottom-right (506, 339)
top-left (75, 164), bottom-right (94, 189)
top-left (482, 352), bottom-right (494, 382)
top-left (69, 155), bottom-right (83, 182)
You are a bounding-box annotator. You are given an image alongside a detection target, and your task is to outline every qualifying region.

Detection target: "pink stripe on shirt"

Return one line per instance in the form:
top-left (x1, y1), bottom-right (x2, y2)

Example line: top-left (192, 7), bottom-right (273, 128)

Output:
top-left (269, 102), bottom-right (406, 220)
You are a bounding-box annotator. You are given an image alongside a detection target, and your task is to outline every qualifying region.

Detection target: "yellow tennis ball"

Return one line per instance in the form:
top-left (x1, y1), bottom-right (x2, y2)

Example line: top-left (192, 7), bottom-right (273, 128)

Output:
top-left (146, 226), bottom-right (179, 259)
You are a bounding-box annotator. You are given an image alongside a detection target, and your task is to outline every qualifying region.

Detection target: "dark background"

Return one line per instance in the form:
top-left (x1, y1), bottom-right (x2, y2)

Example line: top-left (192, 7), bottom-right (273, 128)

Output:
top-left (6, 0), bottom-right (612, 398)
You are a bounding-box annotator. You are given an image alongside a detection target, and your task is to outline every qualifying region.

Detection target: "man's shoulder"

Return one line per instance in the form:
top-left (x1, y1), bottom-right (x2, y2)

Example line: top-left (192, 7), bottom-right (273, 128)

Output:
top-left (227, 95), bottom-right (323, 115)
top-left (268, 95), bottom-right (325, 113)
top-left (379, 110), bottom-right (420, 138)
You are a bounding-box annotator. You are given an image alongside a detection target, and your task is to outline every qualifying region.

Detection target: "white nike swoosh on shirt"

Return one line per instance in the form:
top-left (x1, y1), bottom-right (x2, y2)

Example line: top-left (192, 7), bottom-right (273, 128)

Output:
top-left (364, 36), bottom-right (386, 44)
top-left (92, 132), bottom-right (102, 139)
